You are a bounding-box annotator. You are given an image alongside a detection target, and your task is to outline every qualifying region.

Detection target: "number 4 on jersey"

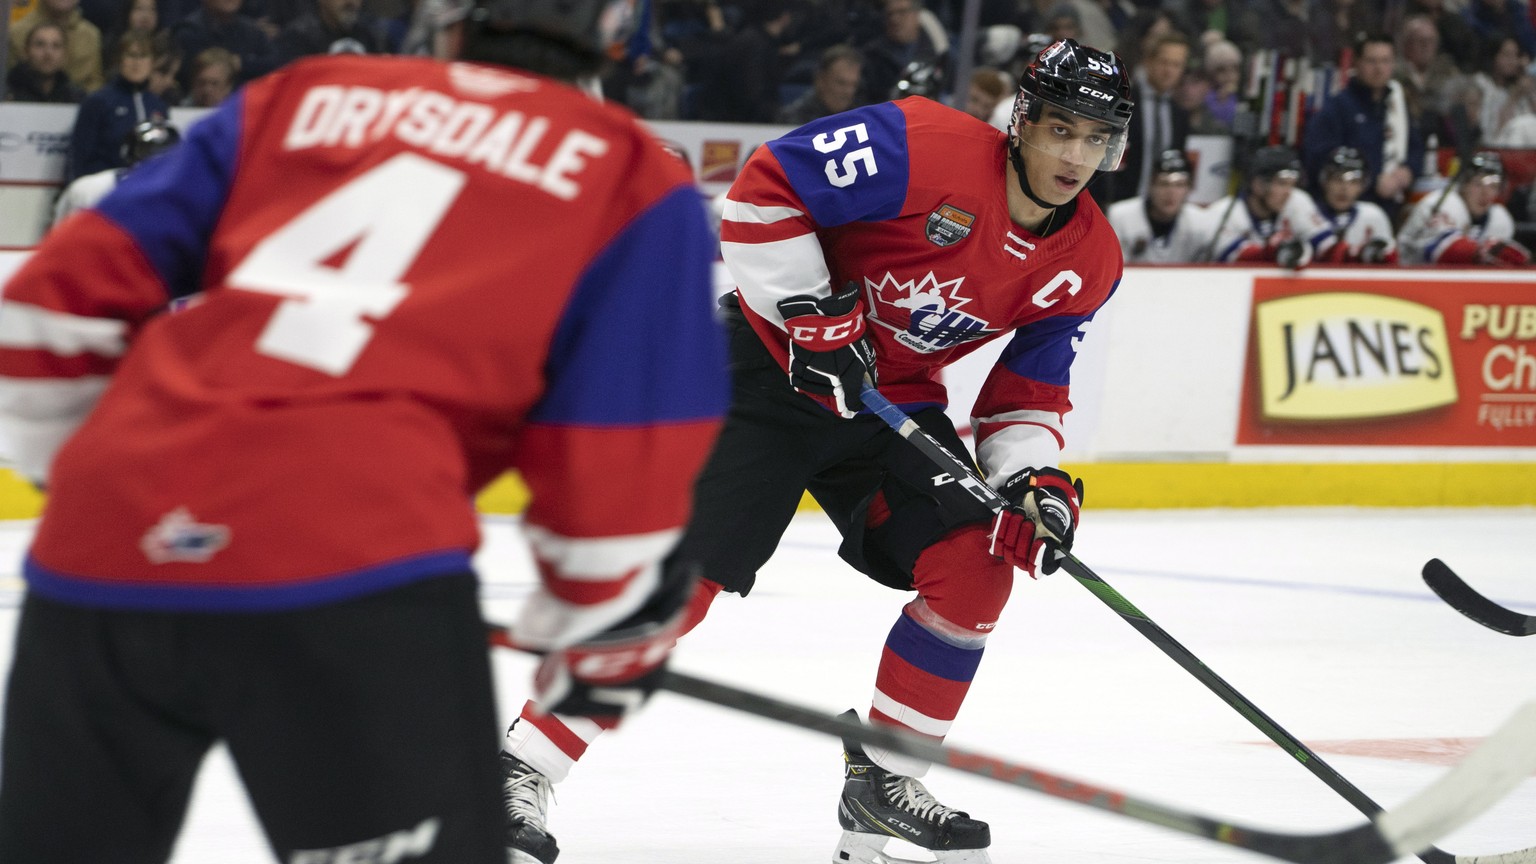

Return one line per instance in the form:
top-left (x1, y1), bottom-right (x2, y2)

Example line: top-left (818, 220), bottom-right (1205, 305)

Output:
top-left (227, 153), bottom-right (467, 375)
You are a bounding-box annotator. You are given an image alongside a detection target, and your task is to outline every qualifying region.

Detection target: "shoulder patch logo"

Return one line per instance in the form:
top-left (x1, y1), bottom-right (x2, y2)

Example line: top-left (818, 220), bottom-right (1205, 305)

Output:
top-left (926, 204), bottom-right (975, 247)
top-left (141, 508), bottom-right (231, 564)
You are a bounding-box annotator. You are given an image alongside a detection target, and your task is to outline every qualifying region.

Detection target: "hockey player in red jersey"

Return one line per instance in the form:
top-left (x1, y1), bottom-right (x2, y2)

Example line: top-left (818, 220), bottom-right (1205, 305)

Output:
top-left (0, 0), bottom-right (727, 860)
top-left (499, 39), bottom-right (1132, 864)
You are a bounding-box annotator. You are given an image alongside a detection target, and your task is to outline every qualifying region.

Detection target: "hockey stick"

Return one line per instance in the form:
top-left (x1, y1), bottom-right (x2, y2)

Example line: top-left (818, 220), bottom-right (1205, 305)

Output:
top-left (1424, 558), bottom-right (1536, 637)
top-left (486, 625), bottom-right (1536, 864)
top-left (858, 382), bottom-right (1536, 864)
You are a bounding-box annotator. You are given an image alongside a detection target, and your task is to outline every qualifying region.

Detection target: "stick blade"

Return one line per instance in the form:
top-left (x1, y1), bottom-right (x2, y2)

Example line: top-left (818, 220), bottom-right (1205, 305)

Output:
top-left (1423, 559), bottom-right (1536, 637)
top-left (1376, 699), bottom-right (1536, 859)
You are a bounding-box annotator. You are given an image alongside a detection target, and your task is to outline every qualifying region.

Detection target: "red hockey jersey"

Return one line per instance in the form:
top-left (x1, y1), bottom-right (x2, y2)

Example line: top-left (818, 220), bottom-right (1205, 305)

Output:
top-left (720, 97), bottom-right (1123, 482)
top-left (0, 55), bottom-right (727, 630)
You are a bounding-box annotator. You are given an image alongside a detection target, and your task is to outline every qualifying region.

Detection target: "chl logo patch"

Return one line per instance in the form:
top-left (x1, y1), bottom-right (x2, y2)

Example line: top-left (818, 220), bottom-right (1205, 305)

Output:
top-left (925, 204), bottom-right (975, 247)
top-left (140, 508), bottom-right (230, 564)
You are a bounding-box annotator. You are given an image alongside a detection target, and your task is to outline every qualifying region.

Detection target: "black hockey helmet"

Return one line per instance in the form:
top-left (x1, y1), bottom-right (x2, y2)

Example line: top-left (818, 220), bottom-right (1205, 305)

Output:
top-left (1459, 150), bottom-right (1506, 185)
top-left (1009, 38), bottom-right (1134, 171)
top-left (1247, 145), bottom-right (1302, 182)
top-left (120, 119), bottom-right (180, 167)
top-left (1319, 146), bottom-right (1365, 182)
top-left (414, 0), bottom-right (610, 79)
top-left (1152, 148), bottom-right (1192, 180)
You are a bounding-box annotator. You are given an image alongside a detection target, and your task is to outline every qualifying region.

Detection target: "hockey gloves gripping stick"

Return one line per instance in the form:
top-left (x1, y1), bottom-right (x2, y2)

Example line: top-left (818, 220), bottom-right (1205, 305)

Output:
top-left (522, 563), bottom-right (698, 728)
top-left (990, 467), bottom-right (1083, 578)
top-left (777, 283), bottom-right (876, 419)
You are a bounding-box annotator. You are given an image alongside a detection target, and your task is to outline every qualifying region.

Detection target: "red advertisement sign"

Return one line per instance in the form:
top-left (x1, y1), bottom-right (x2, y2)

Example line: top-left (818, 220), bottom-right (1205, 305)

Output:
top-left (1237, 276), bottom-right (1536, 446)
top-left (699, 140), bottom-right (743, 184)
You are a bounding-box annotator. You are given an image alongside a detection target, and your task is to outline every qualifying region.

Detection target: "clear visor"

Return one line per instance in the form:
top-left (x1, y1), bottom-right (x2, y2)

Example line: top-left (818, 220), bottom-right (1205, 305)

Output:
top-left (1263, 169), bottom-right (1302, 185)
top-left (1325, 169), bottom-right (1364, 183)
top-left (1466, 172), bottom-right (1504, 188)
top-left (1015, 98), bottom-right (1128, 172)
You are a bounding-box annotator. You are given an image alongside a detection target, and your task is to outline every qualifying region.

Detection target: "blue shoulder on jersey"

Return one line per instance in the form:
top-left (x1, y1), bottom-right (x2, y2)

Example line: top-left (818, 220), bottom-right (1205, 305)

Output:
top-left (96, 92), bottom-right (244, 301)
top-left (766, 102), bottom-right (909, 227)
top-left (997, 277), bottom-right (1120, 387)
top-left (532, 184), bottom-right (728, 426)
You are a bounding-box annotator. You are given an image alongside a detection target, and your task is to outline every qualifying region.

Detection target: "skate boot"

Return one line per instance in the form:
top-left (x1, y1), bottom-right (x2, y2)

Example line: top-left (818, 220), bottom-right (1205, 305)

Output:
top-left (501, 751), bottom-right (560, 864)
top-left (832, 713), bottom-right (992, 864)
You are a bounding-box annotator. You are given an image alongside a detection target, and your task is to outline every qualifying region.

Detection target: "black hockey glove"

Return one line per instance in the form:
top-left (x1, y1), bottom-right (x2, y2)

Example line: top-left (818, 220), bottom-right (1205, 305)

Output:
top-left (1358, 237), bottom-right (1393, 265)
top-left (532, 561), bottom-right (698, 728)
top-left (1272, 236), bottom-right (1312, 270)
top-left (988, 467), bottom-right (1083, 578)
top-left (776, 282), bottom-right (877, 419)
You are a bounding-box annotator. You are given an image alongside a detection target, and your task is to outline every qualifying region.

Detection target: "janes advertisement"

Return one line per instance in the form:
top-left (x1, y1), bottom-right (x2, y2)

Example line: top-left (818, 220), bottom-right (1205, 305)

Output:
top-left (1237, 277), bottom-right (1536, 446)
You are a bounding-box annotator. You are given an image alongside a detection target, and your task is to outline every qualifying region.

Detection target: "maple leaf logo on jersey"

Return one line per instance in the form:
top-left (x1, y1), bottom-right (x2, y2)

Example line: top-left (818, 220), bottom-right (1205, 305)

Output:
top-left (864, 272), bottom-right (995, 353)
top-left (140, 507), bottom-right (230, 564)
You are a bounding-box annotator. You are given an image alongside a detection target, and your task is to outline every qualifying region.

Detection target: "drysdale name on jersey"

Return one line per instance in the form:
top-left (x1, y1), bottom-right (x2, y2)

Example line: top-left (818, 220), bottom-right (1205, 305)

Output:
top-left (283, 84), bottom-right (609, 201)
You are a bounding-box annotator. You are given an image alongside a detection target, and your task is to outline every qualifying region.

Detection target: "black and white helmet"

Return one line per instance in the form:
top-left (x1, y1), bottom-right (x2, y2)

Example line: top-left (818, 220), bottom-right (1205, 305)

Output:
top-left (120, 119), bottom-right (180, 167)
top-left (1009, 38), bottom-right (1134, 172)
top-left (1319, 146), bottom-right (1365, 183)
top-left (1459, 150), bottom-right (1506, 185)
top-left (1152, 148), bottom-right (1192, 180)
top-left (1247, 145), bottom-right (1302, 182)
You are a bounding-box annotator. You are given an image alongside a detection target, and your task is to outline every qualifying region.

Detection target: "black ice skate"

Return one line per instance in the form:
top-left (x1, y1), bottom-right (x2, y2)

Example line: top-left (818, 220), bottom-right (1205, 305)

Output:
top-left (833, 712), bottom-right (992, 864)
top-left (501, 751), bottom-right (560, 864)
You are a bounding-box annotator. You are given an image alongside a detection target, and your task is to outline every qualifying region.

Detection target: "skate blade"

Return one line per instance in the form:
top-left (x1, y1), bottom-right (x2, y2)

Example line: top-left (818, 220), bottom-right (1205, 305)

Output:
top-left (832, 830), bottom-right (992, 864)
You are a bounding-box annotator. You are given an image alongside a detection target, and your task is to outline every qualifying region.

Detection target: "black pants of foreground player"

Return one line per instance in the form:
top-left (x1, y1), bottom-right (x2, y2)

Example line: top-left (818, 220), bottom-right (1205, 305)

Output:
top-left (0, 573), bottom-right (505, 864)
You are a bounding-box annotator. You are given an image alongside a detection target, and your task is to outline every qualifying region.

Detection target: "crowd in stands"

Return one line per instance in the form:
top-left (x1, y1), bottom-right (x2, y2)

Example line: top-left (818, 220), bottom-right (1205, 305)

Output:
top-left (5, 0), bottom-right (1536, 261)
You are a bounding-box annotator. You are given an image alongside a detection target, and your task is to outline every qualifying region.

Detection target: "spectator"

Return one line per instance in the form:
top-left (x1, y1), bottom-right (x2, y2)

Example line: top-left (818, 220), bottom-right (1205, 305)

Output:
top-left (1059, 0), bottom-right (1116, 55)
top-left (1249, 0), bottom-right (1317, 60)
top-left (274, 0), bottom-right (386, 60)
top-left (1311, 146), bottom-right (1399, 264)
top-left (7, 0), bottom-right (104, 91)
top-left (1167, 0), bottom-right (1257, 52)
top-left (64, 30), bottom-right (169, 181)
top-left (1094, 31), bottom-right (1190, 205)
top-left (1302, 33), bottom-right (1421, 216)
top-left (1396, 14), bottom-right (1461, 138)
top-left (1208, 145), bottom-right (1337, 265)
top-left (600, 0), bottom-right (688, 120)
top-left (1313, 0), bottom-right (1382, 66)
top-left (148, 31), bottom-right (182, 101)
top-left (53, 118), bottom-right (180, 224)
top-left (102, 0), bottom-right (161, 64)
top-left (858, 0), bottom-right (944, 104)
top-left (1399, 150), bottom-right (1531, 264)
top-left (1464, 0), bottom-right (1536, 59)
top-left (777, 43), bottom-right (863, 124)
top-left (1040, 1), bottom-right (1080, 42)
top-left (4, 20), bottom-right (85, 101)
top-left (1440, 77), bottom-right (1487, 155)
top-left (962, 64), bottom-right (1009, 123)
top-left (691, 0), bottom-right (794, 121)
top-left (1113, 6), bottom-right (1173, 71)
top-left (1107, 148), bottom-right (1219, 262)
top-left (172, 0), bottom-right (277, 91)
top-left (1198, 37), bottom-right (1241, 133)
top-left (1473, 35), bottom-right (1536, 145)
top-left (1408, 0), bottom-right (1482, 71)
top-left (184, 43), bottom-right (237, 104)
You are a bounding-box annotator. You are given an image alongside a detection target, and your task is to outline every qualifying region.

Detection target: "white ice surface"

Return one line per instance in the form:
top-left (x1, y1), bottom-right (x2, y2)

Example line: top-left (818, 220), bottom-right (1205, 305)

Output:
top-left (1, 508), bottom-right (1534, 863)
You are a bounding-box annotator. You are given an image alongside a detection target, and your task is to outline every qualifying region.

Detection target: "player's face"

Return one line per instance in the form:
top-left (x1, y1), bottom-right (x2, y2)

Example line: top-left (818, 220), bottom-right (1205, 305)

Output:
top-left (1017, 106), bottom-right (1117, 203)
top-left (1461, 173), bottom-right (1501, 219)
top-left (1322, 170), bottom-right (1363, 211)
top-left (1256, 172), bottom-right (1298, 214)
top-left (1148, 172), bottom-right (1190, 219)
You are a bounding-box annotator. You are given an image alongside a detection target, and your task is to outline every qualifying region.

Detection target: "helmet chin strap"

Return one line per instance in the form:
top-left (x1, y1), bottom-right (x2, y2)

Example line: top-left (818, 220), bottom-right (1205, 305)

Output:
top-left (1009, 139), bottom-right (1068, 211)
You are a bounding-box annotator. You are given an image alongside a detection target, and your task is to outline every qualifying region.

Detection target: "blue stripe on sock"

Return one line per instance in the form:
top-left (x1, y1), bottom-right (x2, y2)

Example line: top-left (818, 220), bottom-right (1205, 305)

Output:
top-left (885, 612), bottom-right (985, 682)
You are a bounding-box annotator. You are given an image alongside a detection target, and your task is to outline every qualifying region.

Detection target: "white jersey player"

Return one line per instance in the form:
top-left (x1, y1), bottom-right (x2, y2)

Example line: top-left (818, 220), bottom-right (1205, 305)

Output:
top-left (1311, 146), bottom-right (1397, 264)
top-left (1398, 150), bottom-right (1531, 266)
top-left (51, 120), bottom-right (180, 226)
top-left (1106, 148), bottom-right (1217, 263)
top-left (1208, 145), bottom-right (1336, 267)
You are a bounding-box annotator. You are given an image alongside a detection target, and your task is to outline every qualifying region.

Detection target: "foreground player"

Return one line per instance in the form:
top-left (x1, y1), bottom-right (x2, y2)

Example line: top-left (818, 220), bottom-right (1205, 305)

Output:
top-left (502, 39), bottom-right (1132, 864)
top-left (1398, 150), bottom-right (1532, 266)
top-left (0, 0), bottom-right (727, 860)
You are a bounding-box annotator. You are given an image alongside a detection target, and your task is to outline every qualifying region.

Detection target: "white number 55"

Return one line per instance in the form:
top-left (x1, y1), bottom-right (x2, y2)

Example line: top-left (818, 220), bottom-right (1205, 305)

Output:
top-left (811, 122), bottom-right (878, 188)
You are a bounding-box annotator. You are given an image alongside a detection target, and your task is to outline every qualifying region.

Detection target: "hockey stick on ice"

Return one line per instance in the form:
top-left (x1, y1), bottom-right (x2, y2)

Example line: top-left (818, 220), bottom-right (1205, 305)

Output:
top-left (1424, 558), bottom-right (1536, 637)
top-left (486, 625), bottom-right (1536, 864)
top-left (859, 381), bottom-right (1536, 864)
